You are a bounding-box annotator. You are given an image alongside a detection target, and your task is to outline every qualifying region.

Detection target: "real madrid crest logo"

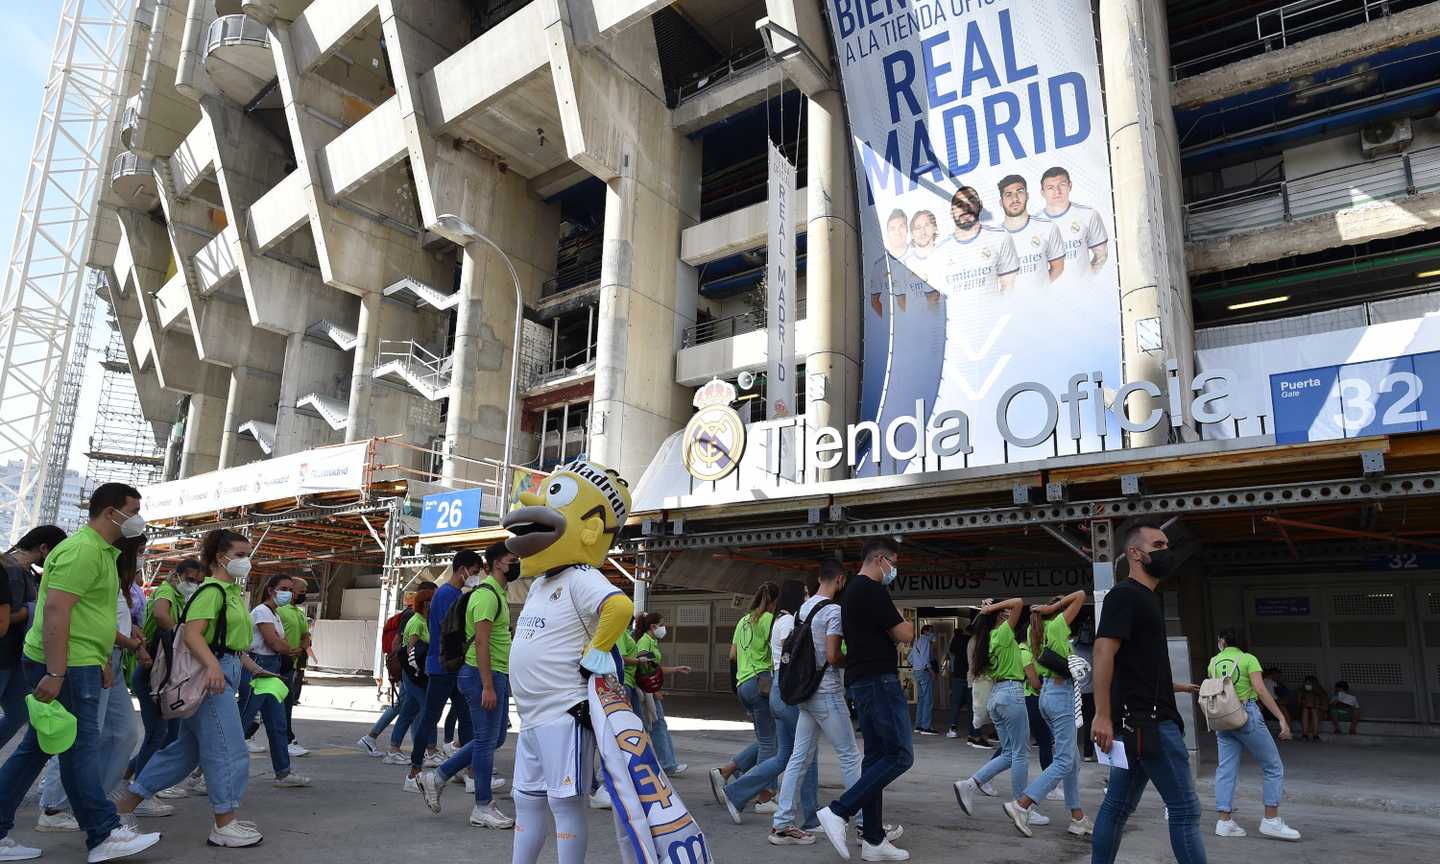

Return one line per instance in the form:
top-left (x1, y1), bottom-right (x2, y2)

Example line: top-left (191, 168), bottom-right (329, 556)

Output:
top-left (1070, 220), bottom-right (1081, 233)
top-left (981, 247), bottom-right (992, 259)
top-left (1030, 235), bottom-right (1041, 247)
top-left (683, 378), bottom-right (746, 482)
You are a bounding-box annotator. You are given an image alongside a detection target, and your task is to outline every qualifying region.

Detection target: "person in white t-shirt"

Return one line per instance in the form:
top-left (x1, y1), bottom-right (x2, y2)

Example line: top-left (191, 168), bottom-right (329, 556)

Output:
top-left (238, 574), bottom-right (308, 787)
top-left (1038, 166), bottom-right (1109, 280)
top-left (997, 174), bottom-right (1064, 294)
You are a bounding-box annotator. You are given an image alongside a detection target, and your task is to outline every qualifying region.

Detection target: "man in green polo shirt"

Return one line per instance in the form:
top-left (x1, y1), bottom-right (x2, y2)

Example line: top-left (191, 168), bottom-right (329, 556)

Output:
top-left (0, 482), bottom-right (161, 861)
top-left (419, 541), bottom-right (517, 829)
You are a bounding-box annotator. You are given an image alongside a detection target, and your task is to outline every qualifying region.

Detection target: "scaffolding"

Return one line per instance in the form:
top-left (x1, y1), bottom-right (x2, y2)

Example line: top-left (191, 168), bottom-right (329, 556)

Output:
top-left (38, 271), bottom-right (99, 523)
top-left (83, 313), bottom-right (163, 498)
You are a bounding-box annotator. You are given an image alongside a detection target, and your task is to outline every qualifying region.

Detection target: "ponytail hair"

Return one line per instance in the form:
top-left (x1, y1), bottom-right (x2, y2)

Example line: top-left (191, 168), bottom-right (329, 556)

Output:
top-left (747, 582), bottom-right (778, 624)
top-left (633, 611), bottom-right (661, 640)
top-left (200, 529), bottom-right (247, 572)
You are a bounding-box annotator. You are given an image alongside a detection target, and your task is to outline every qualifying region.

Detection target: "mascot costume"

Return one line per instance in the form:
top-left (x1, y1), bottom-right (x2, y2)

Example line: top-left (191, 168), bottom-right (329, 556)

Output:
top-left (504, 459), bottom-right (710, 864)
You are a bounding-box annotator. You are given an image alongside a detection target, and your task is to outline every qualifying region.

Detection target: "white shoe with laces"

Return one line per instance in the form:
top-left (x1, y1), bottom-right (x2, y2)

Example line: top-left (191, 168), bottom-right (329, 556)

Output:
top-left (403, 775), bottom-right (420, 794)
top-left (953, 779), bottom-right (977, 816)
top-left (464, 775), bottom-right (475, 795)
top-left (418, 771), bottom-right (445, 813)
top-left (1215, 819), bottom-right (1246, 837)
top-left (287, 743), bottom-right (309, 757)
top-left (945, 729), bottom-right (958, 738)
top-left (1003, 801), bottom-right (1034, 837)
top-left (207, 820), bottom-right (263, 848)
top-left (979, 781), bottom-right (999, 797)
top-left (357, 735), bottom-right (380, 756)
top-left (273, 773), bottom-right (311, 788)
top-left (590, 787), bottom-right (613, 810)
top-left (132, 798), bottom-right (175, 817)
top-left (154, 786), bottom-right (187, 800)
top-left (859, 839), bottom-right (910, 862)
top-left (492, 776), bottom-right (506, 791)
top-left (246, 738), bottom-right (266, 753)
top-left (0, 838), bottom-right (41, 861)
top-left (469, 802), bottom-right (515, 829)
top-left (382, 751), bottom-right (409, 766)
top-left (1068, 816), bottom-right (1094, 836)
top-left (1259, 817), bottom-right (1300, 841)
top-left (754, 800), bottom-right (779, 814)
top-left (36, 810), bottom-right (80, 832)
top-left (814, 806), bottom-right (852, 860)
top-left (668, 763), bottom-right (688, 777)
top-left (185, 775), bottom-right (207, 796)
top-left (1046, 787), bottom-right (1065, 801)
top-left (86, 826), bottom-right (162, 863)
top-left (1027, 809), bottom-right (1050, 826)
top-left (855, 824), bottom-right (904, 844)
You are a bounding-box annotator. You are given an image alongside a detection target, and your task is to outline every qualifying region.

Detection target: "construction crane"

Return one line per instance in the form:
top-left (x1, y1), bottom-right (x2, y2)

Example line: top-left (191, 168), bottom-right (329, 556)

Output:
top-left (0, 0), bottom-right (135, 541)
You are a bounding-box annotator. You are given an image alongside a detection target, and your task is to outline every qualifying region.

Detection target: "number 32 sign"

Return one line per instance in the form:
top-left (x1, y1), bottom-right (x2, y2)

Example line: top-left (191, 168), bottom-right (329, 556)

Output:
top-left (1271, 352), bottom-right (1440, 444)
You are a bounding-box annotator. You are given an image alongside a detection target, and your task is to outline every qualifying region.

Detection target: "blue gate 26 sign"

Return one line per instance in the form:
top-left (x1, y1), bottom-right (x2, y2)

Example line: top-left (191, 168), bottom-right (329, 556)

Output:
top-left (1270, 351), bottom-right (1440, 444)
top-left (420, 488), bottom-right (485, 535)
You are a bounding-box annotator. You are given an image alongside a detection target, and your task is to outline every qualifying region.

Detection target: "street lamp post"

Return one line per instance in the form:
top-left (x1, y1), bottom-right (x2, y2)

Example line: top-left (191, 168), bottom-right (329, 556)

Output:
top-left (435, 214), bottom-right (523, 516)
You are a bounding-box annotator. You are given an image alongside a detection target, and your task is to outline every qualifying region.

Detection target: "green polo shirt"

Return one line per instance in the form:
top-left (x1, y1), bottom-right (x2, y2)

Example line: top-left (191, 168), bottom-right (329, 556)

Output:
top-left (1038, 615), bottom-right (1072, 680)
top-left (618, 630), bottom-right (639, 687)
top-left (403, 613), bottom-right (429, 644)
top-left (141, 582), bottom-right (181, 643)
top-left (988, 620), bottom-right (1024, 682)
top-left (278, 604), bottom-right (309, 650)
top-left (1208, 646), bottom-right (1262, 703)
top-left (24, 526), bottom-right (120, 668)
top-left (732, 611), bottom-right (773, 685)
top-left (1019, 643), bottom-right (1039, 696)
top-left (183, 577), bottom-right (253, 653)
top-left (464, 576), bottom-right (510, 674)
top-left (637, 632), bottom-right (661, 664)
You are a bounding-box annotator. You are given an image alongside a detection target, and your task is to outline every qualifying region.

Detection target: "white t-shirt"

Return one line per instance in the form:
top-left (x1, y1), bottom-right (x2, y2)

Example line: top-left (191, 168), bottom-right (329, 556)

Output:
top-left (798, 595), bottom-right (844, 695)
top-left (249, 604), bottom-right (282, 655)
top-left (509, 564), bottom-right (621, 728)
top-left (1041, 203), bottom-right (1107, 282)
top-left (1333, 691), bottom-right (1359, 709)
top-left (770, 612), bottom-right (795, 673)
top-left (1007, 216), bottom-right (1065, 294)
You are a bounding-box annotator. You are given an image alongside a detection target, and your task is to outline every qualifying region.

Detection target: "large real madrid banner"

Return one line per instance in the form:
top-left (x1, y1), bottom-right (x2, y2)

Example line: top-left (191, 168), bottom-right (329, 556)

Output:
top-left (827, 0), bottom-right (1123, 473)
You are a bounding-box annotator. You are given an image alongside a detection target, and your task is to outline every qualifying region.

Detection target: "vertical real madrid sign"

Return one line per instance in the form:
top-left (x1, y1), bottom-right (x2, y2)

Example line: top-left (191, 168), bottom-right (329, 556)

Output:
top-left (767, 140), bottom-right (798, 420)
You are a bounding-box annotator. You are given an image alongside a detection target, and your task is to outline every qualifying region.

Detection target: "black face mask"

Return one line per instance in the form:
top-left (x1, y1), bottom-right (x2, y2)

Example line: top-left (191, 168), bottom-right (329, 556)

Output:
top-left (1142, 548), bottom-right (1177, 580)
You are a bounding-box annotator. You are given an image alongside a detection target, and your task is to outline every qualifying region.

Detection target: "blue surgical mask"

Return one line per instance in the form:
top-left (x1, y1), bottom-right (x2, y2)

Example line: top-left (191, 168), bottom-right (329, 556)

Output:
top-left (275, 590), bottom-right (293, 606)
top-left (883, 564), bottom-right (898, 586)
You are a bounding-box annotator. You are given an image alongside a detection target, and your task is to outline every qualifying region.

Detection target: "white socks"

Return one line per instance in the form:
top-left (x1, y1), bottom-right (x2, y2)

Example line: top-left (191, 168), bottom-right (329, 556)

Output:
top-left (511, 790), bottom-right (589, 864)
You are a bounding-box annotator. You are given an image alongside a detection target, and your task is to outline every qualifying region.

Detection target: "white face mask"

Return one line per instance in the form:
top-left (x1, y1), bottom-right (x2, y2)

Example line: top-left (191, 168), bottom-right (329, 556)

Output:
top-left (653, 625), bottom-right (668, 640)
top-left (112, 510), bottom-right (146, 538)
top-left (178, 581), bottom-right (201, 599)
top-left (225, 556), bottom-right (252, 581)
top-left (464, 573), bottom-right (481, 589)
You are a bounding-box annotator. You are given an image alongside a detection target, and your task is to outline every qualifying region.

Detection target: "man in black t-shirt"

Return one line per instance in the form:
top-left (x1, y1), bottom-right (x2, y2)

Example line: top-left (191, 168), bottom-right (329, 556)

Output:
top-left (1090, 524), bottom-right (1205, 864)
top-left (813, 537), bottom-right (914, 861)
top-left (944, 623), bottom-right (976, 741)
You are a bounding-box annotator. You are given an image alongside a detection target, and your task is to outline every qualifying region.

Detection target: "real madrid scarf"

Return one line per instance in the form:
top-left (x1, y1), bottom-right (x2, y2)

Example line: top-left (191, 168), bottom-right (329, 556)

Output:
top-left (588, 671), bottom-right (712, 864)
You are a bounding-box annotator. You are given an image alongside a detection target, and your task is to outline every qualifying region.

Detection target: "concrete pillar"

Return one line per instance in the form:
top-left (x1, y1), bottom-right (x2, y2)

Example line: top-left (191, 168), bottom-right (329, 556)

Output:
top-left (346, 291), bottom-right (382, 442)
top-left (217, 365), bottom-right (251, 469)
top-left (441, 245), bottom-right (489, 486)
top-left (179, 392), bottom-right (224, 477)
top-left (804, 88), bottom-right (862, 482)
top-left (588, 161), bottom-right (637, 473)
top-left (273, 331), bottom-right (306, 455)
top-left (1100, 0), bottom-right (1195, 444)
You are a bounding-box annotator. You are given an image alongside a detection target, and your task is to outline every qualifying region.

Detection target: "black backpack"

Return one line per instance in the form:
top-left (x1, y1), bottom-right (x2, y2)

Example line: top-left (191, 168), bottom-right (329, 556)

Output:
top-left (778, 600), bottom-right (836, 706)
top-left (439, 583), bottom-right (503, 672)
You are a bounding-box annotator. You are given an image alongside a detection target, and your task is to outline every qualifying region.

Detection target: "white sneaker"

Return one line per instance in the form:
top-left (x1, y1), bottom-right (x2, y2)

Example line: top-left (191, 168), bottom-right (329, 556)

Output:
top-left (668, 763), bottom-right (688, 777)
top-left (246, 738), bottom-right (266, 753)
top-left (382, 751), bottom-right (409, 766)
top-left (1003, 801), bottom-right (1034, 837)
top-left (418, 771), bottom-right (445, 813)
top-left (1068, 816), bottom-right (1094, 836)
top-left (492, 776), bottom-right (506, 791)
top-left (860, 839), bottom-right (910, 862)
top-left (1027, 809), bottom-right (1050, 826)
top-left (1215, 819), bottom-right (1246, 837)
top-left (979, 781), bottom-right (999, 797)
top-left (464, 775), bottom-right (475, 795)
top-left (207, 820), bottom-right (263, 848)
top-left (1046, 787), bottom-right (1066, 801)
top-left (590, 787), bottom-right (613, 810)
top-left (185, 775), bottom-right (207, 796)
top-left (0, 838), bottom-right (41, 861)
top-left (273, 773), bottom-right (311, 788)
top-left (754, 800), bottom-right (779, 814)
top-left (155, 786), bottom-right (188, 800)
top-left (855, 825), bottom-right (904, 844)
top-left (357, 735), bottom-right (380, 756)
top-left (469, 802), bottom-right (515, 829)
top-left (36, 810), bottom-right (80, 832)
top-left (422, 752), bottom-right (442, 769)
top-left (945, 729), bottom-right (958, 738)
top-left (722, 790), bottom-right (741, 825)
top-left (132, 798), bottom-right (175, 817)
top-left (1259, 817), bottom-right (1300, 841)
top-left (953, 778), bottom-right (977, 816)
top-left (287, 743), bottom-right (309, 757)
top-left (708, 768), bottom-right (727, 806)
top-left (87, 826), bottom-right (161, 863)
top-left (815, 806), bottom-right (852, 860)
top-left (403, 775), bottom-right (420, 794)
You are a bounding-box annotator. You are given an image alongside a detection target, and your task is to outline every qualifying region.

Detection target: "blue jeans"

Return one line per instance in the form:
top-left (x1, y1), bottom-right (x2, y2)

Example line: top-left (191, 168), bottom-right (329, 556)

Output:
top-left (0, 661), bottom-right (120, 850)
top-left (648, 693), bottom-right (680, 772)
top-left (41, 652), bottom-right (137, 812)
top-left (391, 674), bottom-right (425, 749)
top-left (1024, 679), bottom-right (1080, 809)
top-left (130, 660), bottom-right (180, 777)
top-left (0, 663), bottom-right (28, 749)
top-left (948, 678), bottom-right (973, 734)
top-left (778, 688), bottom-right (860, 830)
top-left (369, 701), bottom-right (401, 738)
top-left (727, 686), bottom-right (817, 813)
top-left (730, 675), bottom-right (776, 774)
top-left (439, 667), bottom-right (509, 804)
top-left (411, 671), bottom-right (471, 768)
top-left (974, 680), bottom-right (1029, 799)
top-left (1215, 701), bottom-right (1283, 813)
top-left (831, 674), bottom-right (914, 845)
top-left (1091, 720), bottom-right (1206, 864)
top-left (131, 654), bottom-right (250, 815)
top-left (914, 669), bottom-right (934, 729)
top-left (237, 653), bottom-right (291, 776)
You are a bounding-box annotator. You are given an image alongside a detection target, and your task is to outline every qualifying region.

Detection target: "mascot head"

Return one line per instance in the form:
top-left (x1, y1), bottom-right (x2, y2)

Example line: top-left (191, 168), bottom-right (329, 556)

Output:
top-left (502, 459), bottom-right (631, 578)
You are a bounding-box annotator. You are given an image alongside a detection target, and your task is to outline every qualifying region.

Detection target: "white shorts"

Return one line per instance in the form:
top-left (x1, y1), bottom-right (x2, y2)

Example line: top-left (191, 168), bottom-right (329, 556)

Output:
top-left (512, 715), bottom-right (594, 798)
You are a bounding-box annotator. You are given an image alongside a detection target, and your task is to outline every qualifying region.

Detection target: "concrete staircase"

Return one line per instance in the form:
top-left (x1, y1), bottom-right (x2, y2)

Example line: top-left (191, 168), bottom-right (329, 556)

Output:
top-left (383, 276), bottom-right (459, 310)
top-left (372, 339), bottom-right (452, 401)
top-left (297, 393), bottom-right (350, 430)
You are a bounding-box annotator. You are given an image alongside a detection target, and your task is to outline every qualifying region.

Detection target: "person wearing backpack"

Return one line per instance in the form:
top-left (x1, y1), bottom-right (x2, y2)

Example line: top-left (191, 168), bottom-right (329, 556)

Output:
top-left (717, 580), bottom-right (818, 826)
top-left (235, 574), bottom-right (309, 788)
top-left (1207, 630), bottom-right (1298, 842)
top-left (382, 583), bottom-right (436, 768)
top-left (766, 559), bottom-right (861, 847)
top-left (128, 559), bottom-right (203, 785)
top-left (359, 594), bottom-right (420, 756)
top-left (406, 550), bottom-right (482, 789)
top-left (113, 529), bottom-right (280, 849)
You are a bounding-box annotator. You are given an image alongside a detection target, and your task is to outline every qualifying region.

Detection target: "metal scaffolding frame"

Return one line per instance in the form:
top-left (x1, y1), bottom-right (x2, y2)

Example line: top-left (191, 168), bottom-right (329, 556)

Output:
top-left (83, 308), bottom-right (163, 499)
top-left (38, 271), bottom-right (99, 524)
top-left (0, 0), bottom-right (134, 542)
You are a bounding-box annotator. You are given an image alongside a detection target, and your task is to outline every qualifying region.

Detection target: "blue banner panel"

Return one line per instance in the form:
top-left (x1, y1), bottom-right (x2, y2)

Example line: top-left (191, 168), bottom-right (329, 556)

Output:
top-left (420, 488), bottom-right (485, 535)
top-left (1270, 350), bottom-right (1440, 444)
top-left (1269, 365), bottom-right (1340, 444)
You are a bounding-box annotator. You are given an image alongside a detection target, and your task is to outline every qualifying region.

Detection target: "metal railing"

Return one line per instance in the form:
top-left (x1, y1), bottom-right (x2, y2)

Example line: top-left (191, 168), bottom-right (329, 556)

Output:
top-left (374, 339), bottom-right (451, 398)
top-left (110, 151), bottom-right (155, 185)
top-left (1183, 143), bottom-right (1440, 241)
top-left (205, 14), bottom-right (270, 58)
top-left (1170, 0), bottom-right (1410, 81)
top-left (674, 44), bottom-right (770, 105)
top-left (521, 344), bottom-right (596, 391)
top-left (681, 297), bottom-right (808, 348)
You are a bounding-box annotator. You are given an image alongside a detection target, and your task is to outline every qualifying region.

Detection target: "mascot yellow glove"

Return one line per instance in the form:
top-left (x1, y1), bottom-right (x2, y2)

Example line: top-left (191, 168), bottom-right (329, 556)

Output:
top-left (580, 592), bottom-right (634, 677)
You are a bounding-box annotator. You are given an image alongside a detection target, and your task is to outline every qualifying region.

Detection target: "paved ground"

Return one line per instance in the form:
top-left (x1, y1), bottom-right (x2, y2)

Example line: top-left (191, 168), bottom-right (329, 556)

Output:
top-left (5, 690), bottom-right (1439, 863)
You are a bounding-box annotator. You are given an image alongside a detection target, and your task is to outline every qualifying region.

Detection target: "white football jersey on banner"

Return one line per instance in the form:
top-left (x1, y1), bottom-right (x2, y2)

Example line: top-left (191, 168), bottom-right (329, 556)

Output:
top-left (1007, 216), bottom-right (1066, 294)
top-left (935, 227), bottom-right (1020, 299)
top-left (1043, 203), bottom-right (1108, 281)
top-left (901, 245), bottom-right (943, 291)
top-left (509, 564), bottom-right (621, 728)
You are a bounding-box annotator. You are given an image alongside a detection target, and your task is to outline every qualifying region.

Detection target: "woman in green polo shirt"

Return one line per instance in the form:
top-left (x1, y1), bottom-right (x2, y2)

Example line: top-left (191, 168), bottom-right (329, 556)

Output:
top-left (713, 583), bottom-right (778, 791)
top-left (954, 597), bottom-right (1036, 834)
top-left (1209, 629), bottom-right (1298, 841)
top-left (114, 529), bottom-right (281, 849)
